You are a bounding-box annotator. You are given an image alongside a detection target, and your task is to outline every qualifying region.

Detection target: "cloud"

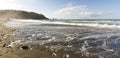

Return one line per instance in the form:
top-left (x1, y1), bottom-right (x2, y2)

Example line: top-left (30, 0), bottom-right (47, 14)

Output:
top-left (0, 0), bottom-right (22, 10)
top-left (77, 11), bottom-right (108, 18)
top-left (55, 3), bottom-right (109, 19)
top-left (55, 4), bottom-right (87, 15)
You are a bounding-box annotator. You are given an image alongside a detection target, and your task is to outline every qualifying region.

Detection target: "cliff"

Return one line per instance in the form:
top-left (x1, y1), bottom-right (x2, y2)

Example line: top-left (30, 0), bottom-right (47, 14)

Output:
top-left (0, 10), bottom-right (48, 20)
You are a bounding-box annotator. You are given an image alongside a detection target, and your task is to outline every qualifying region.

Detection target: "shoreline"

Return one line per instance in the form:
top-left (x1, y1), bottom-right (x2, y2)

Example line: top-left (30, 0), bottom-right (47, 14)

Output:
top-left (0, 21), bottom-right (82, 58)
top-left (0, 20), bottom-right (100, 58)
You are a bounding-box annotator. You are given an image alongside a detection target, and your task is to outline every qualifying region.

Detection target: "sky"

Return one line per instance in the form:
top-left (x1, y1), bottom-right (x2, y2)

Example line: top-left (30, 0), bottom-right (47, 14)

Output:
top-left (0, 0), bottom-right (120, 19)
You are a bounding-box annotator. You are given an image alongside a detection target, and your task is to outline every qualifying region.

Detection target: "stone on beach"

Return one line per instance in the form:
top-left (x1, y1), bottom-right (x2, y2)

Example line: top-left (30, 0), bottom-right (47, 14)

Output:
top-left (63, 54), bottom-right (70, 58)
top-left (52, 52), bottom-right (57, 56)
top-left (20, 45), bottom-right (32, 50)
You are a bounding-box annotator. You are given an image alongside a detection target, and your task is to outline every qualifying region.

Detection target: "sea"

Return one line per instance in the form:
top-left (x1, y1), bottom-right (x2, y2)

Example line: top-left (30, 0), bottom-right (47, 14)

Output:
top-left (4, 19), bottom-right (120, 58)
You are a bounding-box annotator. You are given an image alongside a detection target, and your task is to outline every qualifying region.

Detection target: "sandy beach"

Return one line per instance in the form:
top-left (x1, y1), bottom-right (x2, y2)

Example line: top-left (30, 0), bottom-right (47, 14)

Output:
top-left (0, 20), bottom-right (102, 58)
top-left (1, 19), bottom-right (120, 58)
top-left (0, 0), bottom-right (119, 58)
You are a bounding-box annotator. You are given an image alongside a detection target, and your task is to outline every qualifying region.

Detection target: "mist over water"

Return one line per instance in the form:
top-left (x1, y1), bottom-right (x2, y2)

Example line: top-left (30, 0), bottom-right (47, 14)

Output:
top-left (5, 19), bottom-right (120, 58)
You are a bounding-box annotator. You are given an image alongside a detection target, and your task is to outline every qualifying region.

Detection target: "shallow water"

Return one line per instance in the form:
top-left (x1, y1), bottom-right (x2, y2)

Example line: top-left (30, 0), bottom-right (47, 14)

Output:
top-left (5, 19), bottom-right (120, 58)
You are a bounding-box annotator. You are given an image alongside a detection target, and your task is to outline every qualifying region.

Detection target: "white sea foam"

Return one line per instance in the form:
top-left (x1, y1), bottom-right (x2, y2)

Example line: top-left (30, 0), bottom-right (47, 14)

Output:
top-left (4, 19), bottom-right (120, 28)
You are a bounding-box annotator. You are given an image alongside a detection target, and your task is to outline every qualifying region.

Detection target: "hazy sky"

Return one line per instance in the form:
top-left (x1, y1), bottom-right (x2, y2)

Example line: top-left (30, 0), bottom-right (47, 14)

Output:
top-left (0, 0), bottom-right (120, 19)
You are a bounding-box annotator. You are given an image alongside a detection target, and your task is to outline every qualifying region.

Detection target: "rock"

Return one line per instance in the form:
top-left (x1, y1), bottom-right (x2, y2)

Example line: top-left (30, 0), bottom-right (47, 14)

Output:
top-left (20, 45), bottom-right (32, 50)
top-left (52, 52), bottom-right (57, 56)
top-left (63, 54), bottom-right (70, 58)
top-left (2, 44), bottom-right (6, 47)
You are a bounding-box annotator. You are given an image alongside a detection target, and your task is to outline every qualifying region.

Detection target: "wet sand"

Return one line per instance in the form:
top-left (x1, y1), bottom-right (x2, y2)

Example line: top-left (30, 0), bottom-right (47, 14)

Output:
top-left (3, 20), bottom-right (120, 58)
top-left (0, 20), bottom-right (100, 58)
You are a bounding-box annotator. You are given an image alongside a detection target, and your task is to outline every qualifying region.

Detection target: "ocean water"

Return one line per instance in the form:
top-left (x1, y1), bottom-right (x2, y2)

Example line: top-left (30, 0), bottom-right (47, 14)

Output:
top-left (5, 19), bottom-right (120, 58)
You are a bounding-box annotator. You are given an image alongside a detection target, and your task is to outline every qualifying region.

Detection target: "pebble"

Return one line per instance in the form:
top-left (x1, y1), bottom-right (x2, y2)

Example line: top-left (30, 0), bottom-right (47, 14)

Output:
top-left (52, 52), bottom-right (57, 56)
top-left (63, 54), bottom-right (70, 58)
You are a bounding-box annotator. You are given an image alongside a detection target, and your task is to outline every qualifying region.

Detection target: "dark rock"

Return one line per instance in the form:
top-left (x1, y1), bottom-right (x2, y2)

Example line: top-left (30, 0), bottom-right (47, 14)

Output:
top-left (20, 45), bottom-right (32, 50)
top-left (2, 44), bottom-right (6, 47)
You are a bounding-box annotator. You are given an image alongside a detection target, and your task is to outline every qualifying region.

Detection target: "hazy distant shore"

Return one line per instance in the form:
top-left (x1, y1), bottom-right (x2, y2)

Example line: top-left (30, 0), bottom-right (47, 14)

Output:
top-left (0, 10), bottom-right (48, 20)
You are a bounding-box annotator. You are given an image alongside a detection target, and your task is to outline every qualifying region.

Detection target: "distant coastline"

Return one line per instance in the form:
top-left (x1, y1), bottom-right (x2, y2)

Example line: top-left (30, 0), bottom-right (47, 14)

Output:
top-left (0, 10), bottom-right (48, 20)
